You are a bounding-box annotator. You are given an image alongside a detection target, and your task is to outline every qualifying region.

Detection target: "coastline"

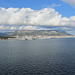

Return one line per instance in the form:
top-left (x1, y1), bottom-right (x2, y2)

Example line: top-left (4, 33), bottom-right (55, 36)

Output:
top-left (0, 35), bottom-right (75, 40)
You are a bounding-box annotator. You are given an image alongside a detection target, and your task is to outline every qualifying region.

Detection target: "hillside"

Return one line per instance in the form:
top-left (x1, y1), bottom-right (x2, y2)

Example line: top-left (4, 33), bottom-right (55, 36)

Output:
top-left (9, 30), bottom-right (71, 36)
top-left (0, 32), bottom-right (12, 36)
top-left (0, 32), bottom-right (8, 36)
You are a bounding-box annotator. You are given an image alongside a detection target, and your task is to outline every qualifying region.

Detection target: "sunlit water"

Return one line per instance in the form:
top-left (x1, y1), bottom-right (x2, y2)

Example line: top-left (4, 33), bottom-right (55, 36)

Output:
top-left (0, 38), bottom-right (75, 75)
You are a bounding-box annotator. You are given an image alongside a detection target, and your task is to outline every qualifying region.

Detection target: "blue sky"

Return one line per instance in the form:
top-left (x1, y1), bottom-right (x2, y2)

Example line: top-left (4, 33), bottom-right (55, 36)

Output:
top-left (0, 0), bottom-right (75, 34)
top-left (0, 0), bottom-right (75, 17)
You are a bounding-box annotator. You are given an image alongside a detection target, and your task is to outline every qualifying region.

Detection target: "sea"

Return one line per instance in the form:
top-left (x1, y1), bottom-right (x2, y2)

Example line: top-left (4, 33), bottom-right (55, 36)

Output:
top-left (0, 38), bottom-right (75, 75)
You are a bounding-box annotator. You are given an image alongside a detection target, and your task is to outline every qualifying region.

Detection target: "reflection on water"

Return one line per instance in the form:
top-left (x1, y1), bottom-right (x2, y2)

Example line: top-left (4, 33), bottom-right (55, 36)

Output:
top-left (0, 38), bottom-right (75, 75)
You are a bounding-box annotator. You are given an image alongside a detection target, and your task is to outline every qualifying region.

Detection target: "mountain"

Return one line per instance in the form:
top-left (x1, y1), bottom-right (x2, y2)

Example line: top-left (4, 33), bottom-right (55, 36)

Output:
top-left (9, 30), bottom-right (71, 36)
top-left (0, 32), bottom-right (9, 36)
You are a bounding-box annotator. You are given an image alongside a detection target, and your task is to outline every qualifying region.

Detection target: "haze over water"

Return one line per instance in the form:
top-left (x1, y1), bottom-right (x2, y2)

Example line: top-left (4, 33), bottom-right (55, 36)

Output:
top-left (0, 38), bottom-right (75, 75)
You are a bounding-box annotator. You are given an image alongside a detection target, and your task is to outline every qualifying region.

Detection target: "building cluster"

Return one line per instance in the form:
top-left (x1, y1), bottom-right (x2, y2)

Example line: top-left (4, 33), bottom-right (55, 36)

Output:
top-left (14, 35), bottom-right (75, 40)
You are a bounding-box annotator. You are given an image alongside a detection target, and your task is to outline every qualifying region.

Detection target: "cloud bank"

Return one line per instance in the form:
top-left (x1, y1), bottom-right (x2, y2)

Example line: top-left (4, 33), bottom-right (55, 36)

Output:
top-left (0, 7), bottom-right (75, 27)
top-left (0, 25), bottom-right (51, 31)
top-left (0, 25), bottom-right (17, 30)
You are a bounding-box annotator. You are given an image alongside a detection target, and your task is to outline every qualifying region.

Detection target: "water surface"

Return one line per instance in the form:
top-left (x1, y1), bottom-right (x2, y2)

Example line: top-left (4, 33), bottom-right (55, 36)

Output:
top-left (0, 38), bottom-right (75, 75)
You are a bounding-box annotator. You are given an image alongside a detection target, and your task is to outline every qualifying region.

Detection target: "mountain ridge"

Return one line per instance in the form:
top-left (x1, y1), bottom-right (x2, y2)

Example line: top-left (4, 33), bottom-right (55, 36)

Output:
top-left (9, 30), bottom-right (71, 36)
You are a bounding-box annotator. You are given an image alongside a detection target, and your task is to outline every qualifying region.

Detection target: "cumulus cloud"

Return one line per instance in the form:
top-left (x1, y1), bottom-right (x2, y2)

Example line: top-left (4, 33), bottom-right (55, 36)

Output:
top-left (60, 16), bottom-right (75, 26)
top-left (62, 0), bottom-right (75, 7)
top-left (19, 26), bottom-right (37, 30)
top-left (0, 25), bottom-right (17, 30)
top-left (0, 7), bottom-right (75, 27)
top-left (10, 26), bottom-right (17, 30)
top-left (0, 7), bottom-right (61, 26)
top-left (0, 25), bottom-right (9, 30)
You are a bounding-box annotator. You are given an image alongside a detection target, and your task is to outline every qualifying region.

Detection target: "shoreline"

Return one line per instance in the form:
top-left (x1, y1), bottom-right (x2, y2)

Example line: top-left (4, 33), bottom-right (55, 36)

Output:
top-left (0, 35), bottom-right (75, 40)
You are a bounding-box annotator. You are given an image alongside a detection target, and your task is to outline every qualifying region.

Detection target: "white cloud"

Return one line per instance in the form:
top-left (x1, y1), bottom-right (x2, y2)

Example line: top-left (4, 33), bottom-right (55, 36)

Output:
top-left (61, 27), bottom-right (72, 30)
top-left (66, 31), bottom-right (75, 35)
top-left (19, 26), bottom-right (37, 30)
top-left (60, 16), bottom-right (75, 26)
top-left (62, 0), bottom-right (75, 7)
top-left (50, 3), bottom-right (61, 8)
top-left (19, 26), bottom-right (53, 30)
top-left (0, 25), bottom-right (9, 30)
top-left (0, 25), bottom-right (17, 30)
top-left (23, 26), bottom-right (37, 30)
top-left (19, 26), bottom-right (24, 30)
top-left (38, 28), bottom-right (53, 30)
top-left (10, 26), bottom-right (17, 30)
top-left (0, 7), bottom-right (75, 27)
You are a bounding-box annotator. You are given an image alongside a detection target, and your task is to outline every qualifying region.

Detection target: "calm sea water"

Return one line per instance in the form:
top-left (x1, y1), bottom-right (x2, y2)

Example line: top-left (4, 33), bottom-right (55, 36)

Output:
top-left (0, 38), bottom-right (75, 75)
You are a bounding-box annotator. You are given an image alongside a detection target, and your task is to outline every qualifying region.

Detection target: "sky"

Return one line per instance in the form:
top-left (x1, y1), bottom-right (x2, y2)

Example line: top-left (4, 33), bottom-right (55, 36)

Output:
top-left (0, 0), bottom-right (75, 35)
